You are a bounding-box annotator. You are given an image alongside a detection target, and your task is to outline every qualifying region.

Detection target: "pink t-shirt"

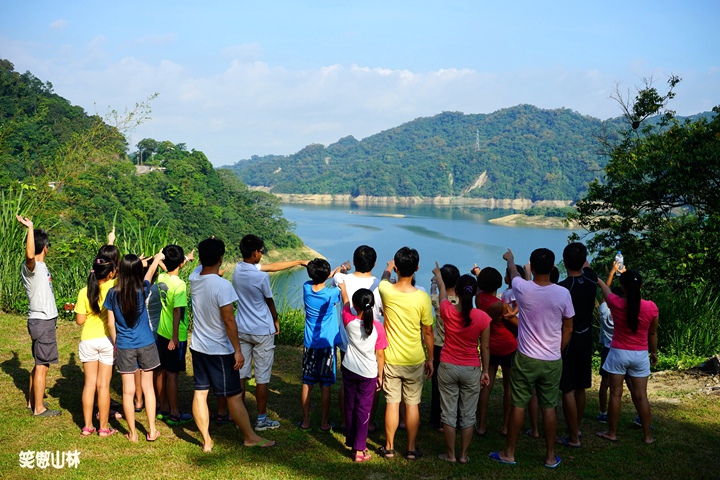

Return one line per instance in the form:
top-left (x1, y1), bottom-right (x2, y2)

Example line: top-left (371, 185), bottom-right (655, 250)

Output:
top-left (607, 293), bottom-right (659, 351)
top-left (439, 300), bottom-right (491, 367)
top-left (342, 306), bottom-right (388, 378)
top-left (512, 276), bottom-right (575, 361)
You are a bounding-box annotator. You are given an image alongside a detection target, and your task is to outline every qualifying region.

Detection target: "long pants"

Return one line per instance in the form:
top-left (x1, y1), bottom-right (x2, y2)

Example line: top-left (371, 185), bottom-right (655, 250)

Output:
top-left (342, 366), bottom-right (376, 452)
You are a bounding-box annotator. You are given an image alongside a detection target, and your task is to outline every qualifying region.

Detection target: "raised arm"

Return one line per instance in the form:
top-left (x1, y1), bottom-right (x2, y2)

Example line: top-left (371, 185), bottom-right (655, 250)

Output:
top-left (16, 215), bottom-right (36, 271)
top-left (382, 259), bottom-right (395, 281)
top-left (260, 259), bottom-right (310, 272)
top-left (503, 248), bottom-right (519, 280)
top-left (338, 282), bottom-right (350, 307)
top-left (144, 251), bottom-right (165, 283)
top-left (606, 261), bottom-right (626, 287)
top-left (432, 262), bottom-right (447, 303)
top-left (107, 226), bottom-right (116, 246)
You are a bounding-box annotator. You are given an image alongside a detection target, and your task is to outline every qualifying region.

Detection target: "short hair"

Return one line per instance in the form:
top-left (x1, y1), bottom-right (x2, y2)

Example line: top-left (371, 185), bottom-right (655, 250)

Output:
top-left (33, 229), bottom-right (50, 255)
top-left (550, 266), bottom-right (560, 284)
top-left (198, 237), bottom-right (225, 267)
top-left (477, 267), bottom-right (502, 292)
top-left (307, 258), bottom-right (331, 284)
top-left (239, 234), bottom-right (264, 259)
top-left (394, 247), bottom-right (419, 278)
top-left (563, 242), bottom-right (587, 271)
top-left (439, 264), bottom-right (460, 289)
top-left (530, 248), bottom-right (555, 275)
top-left (506, 265), bottom-right (526, 280)
top-left (162, 244), bottom-right (185, 272)
top-left (353, 245), bottom-right (377, 273)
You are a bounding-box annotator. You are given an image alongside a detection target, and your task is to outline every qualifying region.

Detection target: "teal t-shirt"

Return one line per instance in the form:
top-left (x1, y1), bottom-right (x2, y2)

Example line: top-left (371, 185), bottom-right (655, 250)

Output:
top-left (156, 273), bottom-right (189, 341)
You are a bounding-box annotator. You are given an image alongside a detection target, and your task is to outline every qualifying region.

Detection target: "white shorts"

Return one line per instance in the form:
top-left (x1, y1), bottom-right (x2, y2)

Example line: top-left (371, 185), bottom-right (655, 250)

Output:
top-left (78, 337), bottom-right (115, 365)
top-left (602, 347), bottom-right (650, 378)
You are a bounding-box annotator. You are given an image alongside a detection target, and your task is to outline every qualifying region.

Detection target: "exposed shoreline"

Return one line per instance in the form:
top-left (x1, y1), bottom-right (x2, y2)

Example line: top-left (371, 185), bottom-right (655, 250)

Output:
top-left (260, 191), bottom-right (573, 210)
top-left (488, 213), bottom-right (578, 229)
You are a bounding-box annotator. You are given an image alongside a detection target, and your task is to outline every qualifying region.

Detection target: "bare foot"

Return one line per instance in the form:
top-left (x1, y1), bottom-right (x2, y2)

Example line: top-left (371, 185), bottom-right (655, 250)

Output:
top-left (125, 432), bottom-right (138, 442)
top-left (202, 442), bottom-right (213, 452)
top-left (595, 431), bottom-right (617, 442)
top-left (525, 428), bottom-right (540, 438)
top-left (245, 438), bottom-right (276, 448)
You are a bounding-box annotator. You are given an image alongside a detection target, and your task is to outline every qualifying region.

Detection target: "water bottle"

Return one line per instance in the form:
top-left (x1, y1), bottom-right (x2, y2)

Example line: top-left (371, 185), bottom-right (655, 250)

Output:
top-left (615, 251), bottom-right (624, 276)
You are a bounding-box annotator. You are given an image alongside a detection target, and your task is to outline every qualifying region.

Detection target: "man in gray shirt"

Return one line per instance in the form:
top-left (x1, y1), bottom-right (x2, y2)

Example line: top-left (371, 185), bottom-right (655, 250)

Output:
top-left (17, 215), bottom-right (61, 417)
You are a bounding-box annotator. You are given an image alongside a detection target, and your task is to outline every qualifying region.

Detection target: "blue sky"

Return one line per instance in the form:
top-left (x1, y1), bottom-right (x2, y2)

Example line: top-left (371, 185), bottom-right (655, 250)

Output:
top-left (2, 1), bottom-right (718, 165)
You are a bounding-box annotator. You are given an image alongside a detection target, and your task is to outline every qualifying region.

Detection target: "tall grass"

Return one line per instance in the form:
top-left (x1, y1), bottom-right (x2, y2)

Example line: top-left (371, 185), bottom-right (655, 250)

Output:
top-left (653, 283), bottom-right (720, 358)
top-left (0, 186), bottom-right (37, 312)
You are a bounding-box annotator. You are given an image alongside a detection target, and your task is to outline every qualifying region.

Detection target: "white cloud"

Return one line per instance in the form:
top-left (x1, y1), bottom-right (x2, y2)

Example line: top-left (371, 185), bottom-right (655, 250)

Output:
top-left (49, 19), bottom-right (67, 30)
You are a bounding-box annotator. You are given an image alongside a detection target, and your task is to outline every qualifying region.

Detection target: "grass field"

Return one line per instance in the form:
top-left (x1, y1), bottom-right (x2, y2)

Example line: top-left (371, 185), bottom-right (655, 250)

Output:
top-left (1, 312), bottom-right (719, 479)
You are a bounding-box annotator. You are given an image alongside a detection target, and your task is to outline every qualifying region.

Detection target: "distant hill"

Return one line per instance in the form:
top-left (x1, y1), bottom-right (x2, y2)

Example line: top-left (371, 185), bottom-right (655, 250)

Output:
top-left (225, 106), bottom-right (712, 202)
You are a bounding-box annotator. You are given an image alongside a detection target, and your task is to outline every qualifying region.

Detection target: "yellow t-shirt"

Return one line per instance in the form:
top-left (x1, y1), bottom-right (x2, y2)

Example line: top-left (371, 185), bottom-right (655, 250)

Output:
top-left (379, 280), bottom-right (434, 365)
top-left (74, 279), bottom-right (115, 341)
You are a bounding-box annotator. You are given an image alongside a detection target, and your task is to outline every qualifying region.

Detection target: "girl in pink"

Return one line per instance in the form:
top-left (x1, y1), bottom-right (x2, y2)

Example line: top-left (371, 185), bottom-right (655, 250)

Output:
top-left (596, 265), bottom-right (658, 444)
top-left (338, 285), bottom-right (387, 463)
top-left (434, 265), bottom-right (491, 464)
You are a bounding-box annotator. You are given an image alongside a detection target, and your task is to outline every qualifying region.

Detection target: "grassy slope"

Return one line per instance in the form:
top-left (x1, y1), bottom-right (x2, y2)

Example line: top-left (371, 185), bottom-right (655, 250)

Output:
top-left (1, 312), bottom-right (719, 479)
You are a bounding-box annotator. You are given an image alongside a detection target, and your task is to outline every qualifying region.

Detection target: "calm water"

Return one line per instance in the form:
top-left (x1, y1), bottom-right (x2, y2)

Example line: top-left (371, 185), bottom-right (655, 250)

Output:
top-left (274, 203), bottom-right (581, 309)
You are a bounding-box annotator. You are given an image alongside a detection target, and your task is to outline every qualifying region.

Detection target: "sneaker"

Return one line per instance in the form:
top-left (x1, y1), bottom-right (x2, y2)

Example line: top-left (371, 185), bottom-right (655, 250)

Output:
top-left (166, 412), bottom-right (193, 425)
top-left (254, 417), bottom-right (280, 431)
top-left (632, 416), bottom-right (654, 430)
top-left (597, 412), bottom-right (608, 423)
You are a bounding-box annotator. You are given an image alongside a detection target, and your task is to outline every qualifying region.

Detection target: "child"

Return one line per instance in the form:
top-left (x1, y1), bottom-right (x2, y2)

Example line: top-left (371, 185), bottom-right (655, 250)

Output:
top-left (338, 286), bottom-right (387, 462)
top-left (105, 252), bottom-right (164, 442)
top-left (16, 215), bottom-right (61, 417)
top-left (475, 266), bottom-right (517, 437)
top-left (74, 254), bottom-right (117, 437)
top-left (299, 258), bottom-right (344, 431)
top-left (154, 245), bottom-right (193, 425)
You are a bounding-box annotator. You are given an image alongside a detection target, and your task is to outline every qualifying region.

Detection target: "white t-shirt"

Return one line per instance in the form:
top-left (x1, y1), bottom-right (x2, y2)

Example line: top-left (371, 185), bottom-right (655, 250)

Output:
top-left (22, 261), bottom-right (58, 320)
top-left (342, 306), bottom-right (388, 378)
top-left (189, 266), bottom-right (239, 355)
top-left (232, 262), bottom-right (275, 335)
top-left (333, 272), bottom-right (383, 352)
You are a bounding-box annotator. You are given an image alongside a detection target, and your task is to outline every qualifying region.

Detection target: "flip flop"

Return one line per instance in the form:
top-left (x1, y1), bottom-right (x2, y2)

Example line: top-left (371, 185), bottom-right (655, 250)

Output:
top-left (556, 435), bottom-right (582, 448)
top-left (98, 428), bottom-right (117, 437)
top-left (319, 421), bottom-right (335, 432)
top-left (247, 438), bottom-right (276, 448)
top-left (458, 456), bottom-right (470, 464)
top-left (438, 453), bottom-right (456, 463)
top-left (296, 420), bottom-right (311, 430)
top-left (545, 455), bottom-right (562, 469)
top-left (355, 450), bottom-right (372, 462)
top-left (525, 429), bottom-right (540, 438)
top-left (146, 431), bottom-right (161, 442)
top-left (81, 427), bottom-right (96, 437)
top-left (489, 451), bottom-right (516, 466)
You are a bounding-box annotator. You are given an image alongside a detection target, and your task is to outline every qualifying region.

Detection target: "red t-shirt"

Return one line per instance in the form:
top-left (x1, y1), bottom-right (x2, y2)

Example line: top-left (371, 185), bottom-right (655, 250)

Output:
top-left (607, 293), bottom-right (659, 351)
top-left (477, 291), bottom-right (518, 357)
top-left (439, 299), bottom-right (491, 367)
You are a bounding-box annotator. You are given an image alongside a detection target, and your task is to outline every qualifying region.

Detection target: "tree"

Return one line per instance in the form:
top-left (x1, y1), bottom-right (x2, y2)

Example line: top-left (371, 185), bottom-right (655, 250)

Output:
top-left (571, 76), bottom-right (720, 290)
top-left (135, 138), bottom-right (158, 164)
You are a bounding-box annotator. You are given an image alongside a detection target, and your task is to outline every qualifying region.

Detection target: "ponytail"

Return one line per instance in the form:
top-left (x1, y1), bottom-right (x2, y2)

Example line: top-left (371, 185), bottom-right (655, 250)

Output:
top-left (352, 288), bottom-right (375, 336)
top-left (455, 274), bottom-right (478, 328)
top-left (87, 255), bottom-right (115, 314)
top-left (620, 270), bottom-right (642, 334)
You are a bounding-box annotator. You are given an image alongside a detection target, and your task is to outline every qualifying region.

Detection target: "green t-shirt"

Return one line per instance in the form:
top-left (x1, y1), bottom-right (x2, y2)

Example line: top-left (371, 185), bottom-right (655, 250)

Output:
top-left (156, 272), bottom-right (189, 341)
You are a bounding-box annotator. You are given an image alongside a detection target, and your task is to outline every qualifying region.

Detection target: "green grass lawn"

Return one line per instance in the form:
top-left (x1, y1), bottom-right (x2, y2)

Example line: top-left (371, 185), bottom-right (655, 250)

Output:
top-left (1, 312), bottom-right (719, 479)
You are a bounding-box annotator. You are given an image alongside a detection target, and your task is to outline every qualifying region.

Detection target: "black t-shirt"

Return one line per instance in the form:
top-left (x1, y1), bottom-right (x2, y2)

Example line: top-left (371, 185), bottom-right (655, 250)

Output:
top-left (558, 267), bottom-right (598, 333)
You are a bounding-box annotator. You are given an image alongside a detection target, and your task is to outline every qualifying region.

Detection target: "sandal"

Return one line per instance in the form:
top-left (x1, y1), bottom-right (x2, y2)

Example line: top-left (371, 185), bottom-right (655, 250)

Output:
top-left (96, 409), bottom-right (123, 420)
top-left (81, 427), bottom-right (96, 437)
top-left (377, 446), bottom-right (395, 459)
top-left (406, 449), bottom-right (422, 461)
top-left (214, 412), bottom-right (232, 425)
top-left (98, 428), bottom-right (117, 437)
top-left (355, 450), bottom-right (372, 462)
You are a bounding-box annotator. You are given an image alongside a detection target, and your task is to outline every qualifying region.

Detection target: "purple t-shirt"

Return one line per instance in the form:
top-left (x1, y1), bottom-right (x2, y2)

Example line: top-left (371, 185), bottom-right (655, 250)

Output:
top-left (512, 276), bottom-right (575, 361)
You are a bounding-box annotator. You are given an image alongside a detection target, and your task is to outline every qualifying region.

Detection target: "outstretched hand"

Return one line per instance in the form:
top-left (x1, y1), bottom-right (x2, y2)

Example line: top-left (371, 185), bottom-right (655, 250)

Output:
top-left (16, 215), bottom-right (33, 229)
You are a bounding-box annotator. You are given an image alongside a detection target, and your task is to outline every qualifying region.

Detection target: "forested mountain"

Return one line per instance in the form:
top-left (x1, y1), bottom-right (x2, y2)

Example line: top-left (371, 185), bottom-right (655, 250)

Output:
top-left (0, 59), bottom-right (301, 253)
top-left (227, 107), bottom-right (623, 201)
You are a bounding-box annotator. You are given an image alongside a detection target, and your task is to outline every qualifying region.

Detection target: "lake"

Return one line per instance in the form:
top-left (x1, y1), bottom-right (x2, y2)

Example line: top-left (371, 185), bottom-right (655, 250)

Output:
top-left (273, 203), bottom-right (583, 309)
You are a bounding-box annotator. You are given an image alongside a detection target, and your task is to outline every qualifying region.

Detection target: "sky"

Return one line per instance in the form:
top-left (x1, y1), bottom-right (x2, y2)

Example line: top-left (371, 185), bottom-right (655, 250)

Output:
top-left (2, 1), bottom-right (719, 166)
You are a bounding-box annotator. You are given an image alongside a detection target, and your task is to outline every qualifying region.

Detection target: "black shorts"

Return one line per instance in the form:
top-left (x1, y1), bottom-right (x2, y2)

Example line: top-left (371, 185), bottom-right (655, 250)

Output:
top-left (560, 330), bottom-right (593, 393)
top-left (490, 351), bottom-right (516, 369)
top-left (599, 346), bottom-right (610, 378)
top-left (116, 343), bottom-right (161, 373)
top-left (156, 336), bottom-right (187, 373)
top-left (28, 318), bottom-right (59, 365)
top-left (302, 347), bottom-right (336, 386)
top-left (190, 349), bottom-right (243, 397)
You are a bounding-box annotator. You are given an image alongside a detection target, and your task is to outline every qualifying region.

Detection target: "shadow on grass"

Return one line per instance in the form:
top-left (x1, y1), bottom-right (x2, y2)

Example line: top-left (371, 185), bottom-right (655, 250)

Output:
top-left (0, 351), bottom-right (30, 404)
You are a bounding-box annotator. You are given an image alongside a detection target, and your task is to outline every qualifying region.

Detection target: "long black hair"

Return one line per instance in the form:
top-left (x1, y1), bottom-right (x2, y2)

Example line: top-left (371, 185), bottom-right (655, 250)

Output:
top-left (86, 255), bottom-right (115, 314)
top-left (352, 288), bottom-right (375, 336)
top-left (115, 254), bottom-right (145, 327)
top-left (620, 270), bottom-right (642, 334)
top-left (455, 274), bottom-right (478, 328)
